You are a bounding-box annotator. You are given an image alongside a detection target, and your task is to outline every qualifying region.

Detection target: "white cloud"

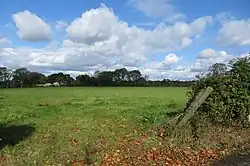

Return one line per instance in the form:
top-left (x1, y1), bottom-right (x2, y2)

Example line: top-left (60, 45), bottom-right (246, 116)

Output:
top-left (55, 20), bottom-right (68, 30)
top-left (0, 46), bottom-right (247, 80)
top-left (239, 53), bottom-right (250, 58)
top-left (1, 5), bottom-right (215, 80)
top-left (142, 67), bottom-right (195, 80)
top-left (197, 48), bottom-right (228, 60)
top-left (142, 53), bottom-right (186, 79)
top-left (67, 5), bottom-right (212, 58)
top-left (141, 48), bottom-right (244, 80)
top-left (67, 4), bottom-right (121, 44)
top-left (12, 10), bottom-right (52, 41)
top-left (217, 19), bottom-right (250, 46)
top-left (165, 53), bottom-right (182, 64)
top-left (128, 0), bottom-right (185, 22)
top-left (0, 35), bottom-right (12, 46)
top-left (191, 48), bottom-right (233, 72)
top-left (144, 56), bottom-right (179, 70)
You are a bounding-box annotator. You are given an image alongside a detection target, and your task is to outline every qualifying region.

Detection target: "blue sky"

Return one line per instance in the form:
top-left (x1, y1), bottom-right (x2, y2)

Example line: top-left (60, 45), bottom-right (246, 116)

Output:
top-left (0, 0), bottom-right (249, 80)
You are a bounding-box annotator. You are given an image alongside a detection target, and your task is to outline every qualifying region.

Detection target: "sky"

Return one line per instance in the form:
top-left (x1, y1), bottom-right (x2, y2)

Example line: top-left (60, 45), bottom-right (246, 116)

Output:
top-left (0, 0), bottom-right (249, 80)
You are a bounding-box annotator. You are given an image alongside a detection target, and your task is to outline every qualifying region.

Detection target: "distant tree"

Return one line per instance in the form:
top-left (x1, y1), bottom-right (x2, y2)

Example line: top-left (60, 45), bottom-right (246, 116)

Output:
top-left (114, 68), bottom-right (129, 83)
top-left (0, 67), bottom-right (196, 88)
top-left (12, 68), bottom-right (30, 88)
top-left (208, 63), bottom-right (227, 76)
top-left (129, 70), bottom-right (141, 82)
top-left (93, 70), bottom-right (100, 78)
top-left (136, 77), bottom-right (147, 86)
top-left (97, 71), bottom-right (114, 86)
top-left (28, 72), bottom-right (46, 86)
top-left (76, 74), bottom-right (91, 86)
top-left (0, 67), bottom-right (12, 88)
top-left (47, 73), bottom-right (74, 86)
top-left (89, 76), bottom-right (98, 86)
top-left (64, 74), bottom-right (75, 86)
top-left (47, 73), bottom-right (64, 84)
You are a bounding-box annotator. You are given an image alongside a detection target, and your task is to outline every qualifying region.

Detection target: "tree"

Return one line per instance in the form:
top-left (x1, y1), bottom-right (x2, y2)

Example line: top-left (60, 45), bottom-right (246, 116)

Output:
top-left (0, 67), bottom-right (12, 88)
top-left (47, 73), bottom-right (64, 84)
top-left (76, 74), bottom-right (91, 86)
top-left (97, 71), bottom-right (114, 86)
top-left (129, 70), bottom-right (141, 82)
top-left (64, 74), bottom-right (74, 86)
top-left (47, 73), bottom-right (74, 86)
top-left (230, 55), bottom-right (250, 82)
top-left (0, 67), bottom-right (196, 88)
top-left (28, 72), bottom-right (46, 86)
top-left (114, 68), bottom-right (129, 83)
top-left (12, 68), bottom-right (30, 88)
top-left (208, 63), bottom-right (227, 76)
top-left (136, 77), bottom-right (147, 86)
top-left (93, 70), bottom-right (100, 78)
top-left (89, 76), bottom-right (98, 86)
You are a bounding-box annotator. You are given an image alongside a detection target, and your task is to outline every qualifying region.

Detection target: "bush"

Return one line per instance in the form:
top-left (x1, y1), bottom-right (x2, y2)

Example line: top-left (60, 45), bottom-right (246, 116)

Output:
top-left (188, 55), bottom-right (250, 127)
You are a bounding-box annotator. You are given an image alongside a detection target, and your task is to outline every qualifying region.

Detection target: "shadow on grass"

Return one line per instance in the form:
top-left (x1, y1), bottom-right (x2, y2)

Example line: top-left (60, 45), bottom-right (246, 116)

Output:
top-left (165, 110), bottom-right (183, 118)
top-left (0, 124), bottom-right (35, 150)
top-left (212, 153), bottom-right (250, 166)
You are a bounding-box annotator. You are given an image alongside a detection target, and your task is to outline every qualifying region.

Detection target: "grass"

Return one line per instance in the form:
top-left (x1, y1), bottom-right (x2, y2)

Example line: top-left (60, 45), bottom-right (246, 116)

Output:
top-left (0, 87), bottom-right (188, 165)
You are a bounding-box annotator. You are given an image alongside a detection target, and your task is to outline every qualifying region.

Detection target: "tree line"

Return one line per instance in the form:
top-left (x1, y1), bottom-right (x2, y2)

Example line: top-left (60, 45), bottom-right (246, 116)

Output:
top-left (0, 67), bottom-right (194, 88)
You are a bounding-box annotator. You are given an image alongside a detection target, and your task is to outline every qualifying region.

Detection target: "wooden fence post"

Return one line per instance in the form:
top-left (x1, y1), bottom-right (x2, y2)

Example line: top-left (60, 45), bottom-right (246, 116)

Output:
top-left (178, 87), bottom-right (213, 126)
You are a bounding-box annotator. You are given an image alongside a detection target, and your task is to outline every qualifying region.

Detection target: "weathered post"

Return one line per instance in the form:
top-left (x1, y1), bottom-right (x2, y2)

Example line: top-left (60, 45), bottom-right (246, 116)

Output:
top-left (178, 87), bottom-right (213, 126)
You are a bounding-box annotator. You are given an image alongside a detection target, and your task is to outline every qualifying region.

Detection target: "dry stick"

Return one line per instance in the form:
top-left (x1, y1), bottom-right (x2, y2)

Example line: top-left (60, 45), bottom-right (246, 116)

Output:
top-left (178, 87), bottom-right (213, 126)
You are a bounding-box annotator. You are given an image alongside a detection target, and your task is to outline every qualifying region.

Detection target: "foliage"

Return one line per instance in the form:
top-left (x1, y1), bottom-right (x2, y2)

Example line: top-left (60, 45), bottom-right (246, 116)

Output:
top-left (188, 55), bottom-right (250, 127)
top-left (0, 67), bottom-right (194, 88)
top-left (12, 68), bottom-right (30, 88)
top-left (0, 67), bottom-right (12, 88)
top-left (47, 72), bottom-right (74, 86)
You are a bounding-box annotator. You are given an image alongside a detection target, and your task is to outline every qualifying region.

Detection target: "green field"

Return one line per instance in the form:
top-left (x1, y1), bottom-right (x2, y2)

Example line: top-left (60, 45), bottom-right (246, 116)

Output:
top-left (0, 87), bottom-right (188, 165)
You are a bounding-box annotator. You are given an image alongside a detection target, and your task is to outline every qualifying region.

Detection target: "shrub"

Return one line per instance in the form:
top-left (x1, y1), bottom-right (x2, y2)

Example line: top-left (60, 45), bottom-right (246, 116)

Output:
top-left (188, 55), bottom-right (250, 127)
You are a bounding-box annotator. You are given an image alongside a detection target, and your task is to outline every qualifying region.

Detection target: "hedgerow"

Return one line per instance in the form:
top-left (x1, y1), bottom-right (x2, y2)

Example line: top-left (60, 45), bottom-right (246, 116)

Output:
top-left (188, 54), bottom-right (250, 127)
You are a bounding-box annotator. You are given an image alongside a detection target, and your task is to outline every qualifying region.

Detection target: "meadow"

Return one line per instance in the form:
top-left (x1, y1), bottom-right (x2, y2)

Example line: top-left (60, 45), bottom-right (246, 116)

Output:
top-left (0, 87), bottom-right (188, 165)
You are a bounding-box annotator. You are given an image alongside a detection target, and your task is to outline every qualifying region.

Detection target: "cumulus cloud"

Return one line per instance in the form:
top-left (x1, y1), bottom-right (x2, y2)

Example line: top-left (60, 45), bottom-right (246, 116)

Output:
top-left (67, 5), bottom-right (212, 57)
top-left (128, 0), bottom-right (185, 22)
top-left (67, 4), bottom-right (123, 44)
top-left (142, 67), bottom-right (195, 80)
top-left (145, 49), bottom-right (248, 79)
top-left (141, 53), bottom-right (189, 80)
top-left (144, 48), bottom-right (243, 80)
top-left (12, 10), bottom-right (51, 41)
top-left (147, 53), bottom-right (182, 67)
top-left (165, 53), bottom-right (182, 64)
top-left (191, 48), bottom-right (233, 72)
top-left (1, 5), bottom-right (215, 80)
top-left (0, 35), bottom-right (11, 46)
top-left (217, 19), bottom-right (250, 46)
